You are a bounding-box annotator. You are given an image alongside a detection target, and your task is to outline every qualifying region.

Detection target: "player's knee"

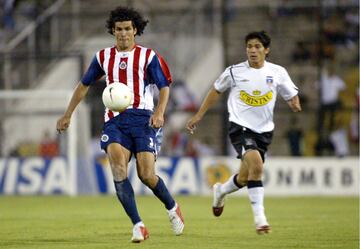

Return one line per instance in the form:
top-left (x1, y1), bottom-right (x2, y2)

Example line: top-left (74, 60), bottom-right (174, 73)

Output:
top-left (110, 163), bottom-right (127, 180)
top-left (238, 175), bottom-right (248, 185)
top-left (250, 163), bottom-right (263, 177)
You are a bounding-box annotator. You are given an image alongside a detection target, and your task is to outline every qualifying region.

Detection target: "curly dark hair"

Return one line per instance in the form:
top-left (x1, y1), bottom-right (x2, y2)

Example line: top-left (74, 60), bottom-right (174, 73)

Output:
top-left (245, 31), bottom-right (271, 48)
top-left (106, 6), bottom-right (149, 36)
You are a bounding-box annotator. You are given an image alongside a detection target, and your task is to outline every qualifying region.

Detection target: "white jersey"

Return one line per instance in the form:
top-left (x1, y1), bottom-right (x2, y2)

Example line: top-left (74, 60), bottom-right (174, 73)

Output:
top-left (214, 60), bottom-right (298, 133)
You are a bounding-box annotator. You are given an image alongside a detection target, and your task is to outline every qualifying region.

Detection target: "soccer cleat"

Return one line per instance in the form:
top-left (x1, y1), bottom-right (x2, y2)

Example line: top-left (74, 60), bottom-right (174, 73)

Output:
top-left (131, 223), bottom-right (149, 243)
top-left (212, 183), bottom-right (226, 217)
top-left (255, 215), bottom-right (271, 235)
top-left (168, 203), bottom-right (184, 235)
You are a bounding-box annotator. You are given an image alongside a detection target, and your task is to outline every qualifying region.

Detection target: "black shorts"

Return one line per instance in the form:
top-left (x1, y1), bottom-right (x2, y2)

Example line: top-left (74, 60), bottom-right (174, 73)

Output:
top-left (228, 122), bottom-right (273, 162)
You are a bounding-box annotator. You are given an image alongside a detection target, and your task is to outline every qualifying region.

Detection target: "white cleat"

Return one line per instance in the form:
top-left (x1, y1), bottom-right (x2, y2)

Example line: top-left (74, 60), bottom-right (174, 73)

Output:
top-left (167, 203), bottom-right (185, 235)
top-left (212, 183), bottom-right (226, 217)
top-left (131, 223), bottom-right (149, 243)
top-left (255, 215), bottom-right (271, 235)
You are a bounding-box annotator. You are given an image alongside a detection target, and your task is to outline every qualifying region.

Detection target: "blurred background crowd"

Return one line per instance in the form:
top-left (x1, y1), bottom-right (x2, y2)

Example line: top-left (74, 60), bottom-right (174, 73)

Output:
top-left (0, 0), bottom-right (358, 159)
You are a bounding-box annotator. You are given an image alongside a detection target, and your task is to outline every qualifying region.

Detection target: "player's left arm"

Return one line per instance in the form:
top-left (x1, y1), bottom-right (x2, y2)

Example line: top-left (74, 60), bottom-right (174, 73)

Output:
top-left (278, 67), bottom-right (302, 113)
top-left (287, 95), bottom-right (302, 112)
top-left (147, 53), bottom-right (171, 128)
top-left (151, 86), bottom-right (169, 128)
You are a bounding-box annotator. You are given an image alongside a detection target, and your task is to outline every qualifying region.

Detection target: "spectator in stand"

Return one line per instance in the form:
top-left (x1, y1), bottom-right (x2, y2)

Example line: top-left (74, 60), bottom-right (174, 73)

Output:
top-left (39, 130), bottom-right (59, 158)
top-left (169, 79), bottom-right (197, 112)
top-left (275, 0), bottom-right (295, 17)
top-left (169, 129), bottom-right (215, 157)
top-left (286, 115), bottom-right (303, 156)
top-left (329, 122), bottom-right (349, 158)
top-left (344, 8), bottom-right (359, 47)
top-left (316, 61), bottom-right (346, 155)
top-left (292, 41), bottom-right (312, 62)
top-left (169, 129), bottom-right (188, 157)
top-left (2, 0), bottom-right (16, 31)
top-left (192, 137), bottom-right (215, 156)
top-left (323, 14), bottom-right (347, 47)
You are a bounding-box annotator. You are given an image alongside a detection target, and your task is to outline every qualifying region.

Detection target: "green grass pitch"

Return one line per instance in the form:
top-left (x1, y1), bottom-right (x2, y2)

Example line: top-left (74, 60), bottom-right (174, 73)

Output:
top-left (0, 196), bottom-right (358, 249)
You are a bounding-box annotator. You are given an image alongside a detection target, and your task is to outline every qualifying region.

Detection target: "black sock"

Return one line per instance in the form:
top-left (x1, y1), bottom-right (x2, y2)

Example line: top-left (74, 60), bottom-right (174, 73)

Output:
top-left (114, 179), bottom-right (141, 225)
top-left (150, 177), bottom-right (176, 210)
top-left (247, 180), bottom-right (263, 189)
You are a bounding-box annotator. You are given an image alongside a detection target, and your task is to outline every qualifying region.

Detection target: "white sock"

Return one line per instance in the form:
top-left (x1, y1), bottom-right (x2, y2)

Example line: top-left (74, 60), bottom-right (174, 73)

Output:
top-left (248, 187), bottom-right (265, 217)
top-left (220, 174), bottom-right (241, 196)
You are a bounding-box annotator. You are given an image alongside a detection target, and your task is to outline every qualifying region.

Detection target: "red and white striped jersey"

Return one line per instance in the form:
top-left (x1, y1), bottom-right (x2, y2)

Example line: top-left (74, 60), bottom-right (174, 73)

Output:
top-left (82, 44), bottom-right (172, 122)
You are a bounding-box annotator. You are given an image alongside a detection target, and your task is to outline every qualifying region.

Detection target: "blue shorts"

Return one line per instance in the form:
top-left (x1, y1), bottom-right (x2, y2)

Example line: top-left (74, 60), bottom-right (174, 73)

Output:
top-left (100, 109), bottom-right (163, 157)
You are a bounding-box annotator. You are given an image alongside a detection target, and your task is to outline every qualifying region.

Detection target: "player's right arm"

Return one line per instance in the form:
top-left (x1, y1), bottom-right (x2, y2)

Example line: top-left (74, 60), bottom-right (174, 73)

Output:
top-left (277, 66), bottom-right (301, 113)
top-left (57, 54), bottom-right (105, 133)
top-left (56, 82), bottom-right (89, 133)
top-left (186, 87), bottom-right (221, 134)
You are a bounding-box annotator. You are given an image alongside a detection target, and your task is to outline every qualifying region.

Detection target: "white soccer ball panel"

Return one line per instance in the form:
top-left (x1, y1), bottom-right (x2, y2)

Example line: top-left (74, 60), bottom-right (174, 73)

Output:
top-left (102, 82), bottom-right (132, 112)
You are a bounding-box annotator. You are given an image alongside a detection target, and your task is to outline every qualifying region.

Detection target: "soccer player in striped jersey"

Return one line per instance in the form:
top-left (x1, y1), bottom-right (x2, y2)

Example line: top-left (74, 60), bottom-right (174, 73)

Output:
top-left (56, 6), bottom-right (184, 242)
top-left (186, 31), bottom-right (302, 234)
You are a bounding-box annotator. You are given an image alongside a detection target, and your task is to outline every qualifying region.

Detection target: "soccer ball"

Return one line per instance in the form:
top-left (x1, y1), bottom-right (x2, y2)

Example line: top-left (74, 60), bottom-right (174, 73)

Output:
top-left (102, 82), bottom-right (132, 112)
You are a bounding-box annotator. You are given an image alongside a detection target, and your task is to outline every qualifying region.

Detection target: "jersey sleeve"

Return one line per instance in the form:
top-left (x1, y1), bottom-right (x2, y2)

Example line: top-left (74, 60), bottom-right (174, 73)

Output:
top-left (214, 67), bottom-right (232, 93)
top-left (277, 67), bottom-right (299, 101)
top-left (146, 52), bottom-right (172, 89)
top-left (81, 55), bottom-right (105, 86)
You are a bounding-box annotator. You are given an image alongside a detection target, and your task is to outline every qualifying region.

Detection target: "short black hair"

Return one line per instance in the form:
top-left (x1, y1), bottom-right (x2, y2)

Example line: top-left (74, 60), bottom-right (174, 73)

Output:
top-left (106, 6), bottom-right (149, 36)
top-left (245, 31), bottom-right (271, 48)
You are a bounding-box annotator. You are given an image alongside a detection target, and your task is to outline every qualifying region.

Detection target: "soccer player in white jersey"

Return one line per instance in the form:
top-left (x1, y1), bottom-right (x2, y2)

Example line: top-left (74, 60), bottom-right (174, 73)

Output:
top-left (56, 6), bottom-right (184, 242)
top-left (186, 31), bottom-right (301, 234)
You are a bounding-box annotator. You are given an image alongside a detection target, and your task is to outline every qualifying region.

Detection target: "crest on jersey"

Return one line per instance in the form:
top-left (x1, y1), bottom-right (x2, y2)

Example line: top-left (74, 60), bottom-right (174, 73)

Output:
top-left (266, 76), bottom-right (273, 86)
top-left (119, 61), bottom-right (127, 70)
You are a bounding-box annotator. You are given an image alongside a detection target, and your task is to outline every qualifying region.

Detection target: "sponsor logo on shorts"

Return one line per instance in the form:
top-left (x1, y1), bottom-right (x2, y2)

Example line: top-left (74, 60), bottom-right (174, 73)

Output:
top-left (101, 134), bottom-right (109, 142)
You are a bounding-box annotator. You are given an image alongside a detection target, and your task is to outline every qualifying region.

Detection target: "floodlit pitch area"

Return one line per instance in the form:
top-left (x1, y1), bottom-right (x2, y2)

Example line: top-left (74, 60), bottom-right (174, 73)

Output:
top-left (0, 196), bottom-right (358, 249)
